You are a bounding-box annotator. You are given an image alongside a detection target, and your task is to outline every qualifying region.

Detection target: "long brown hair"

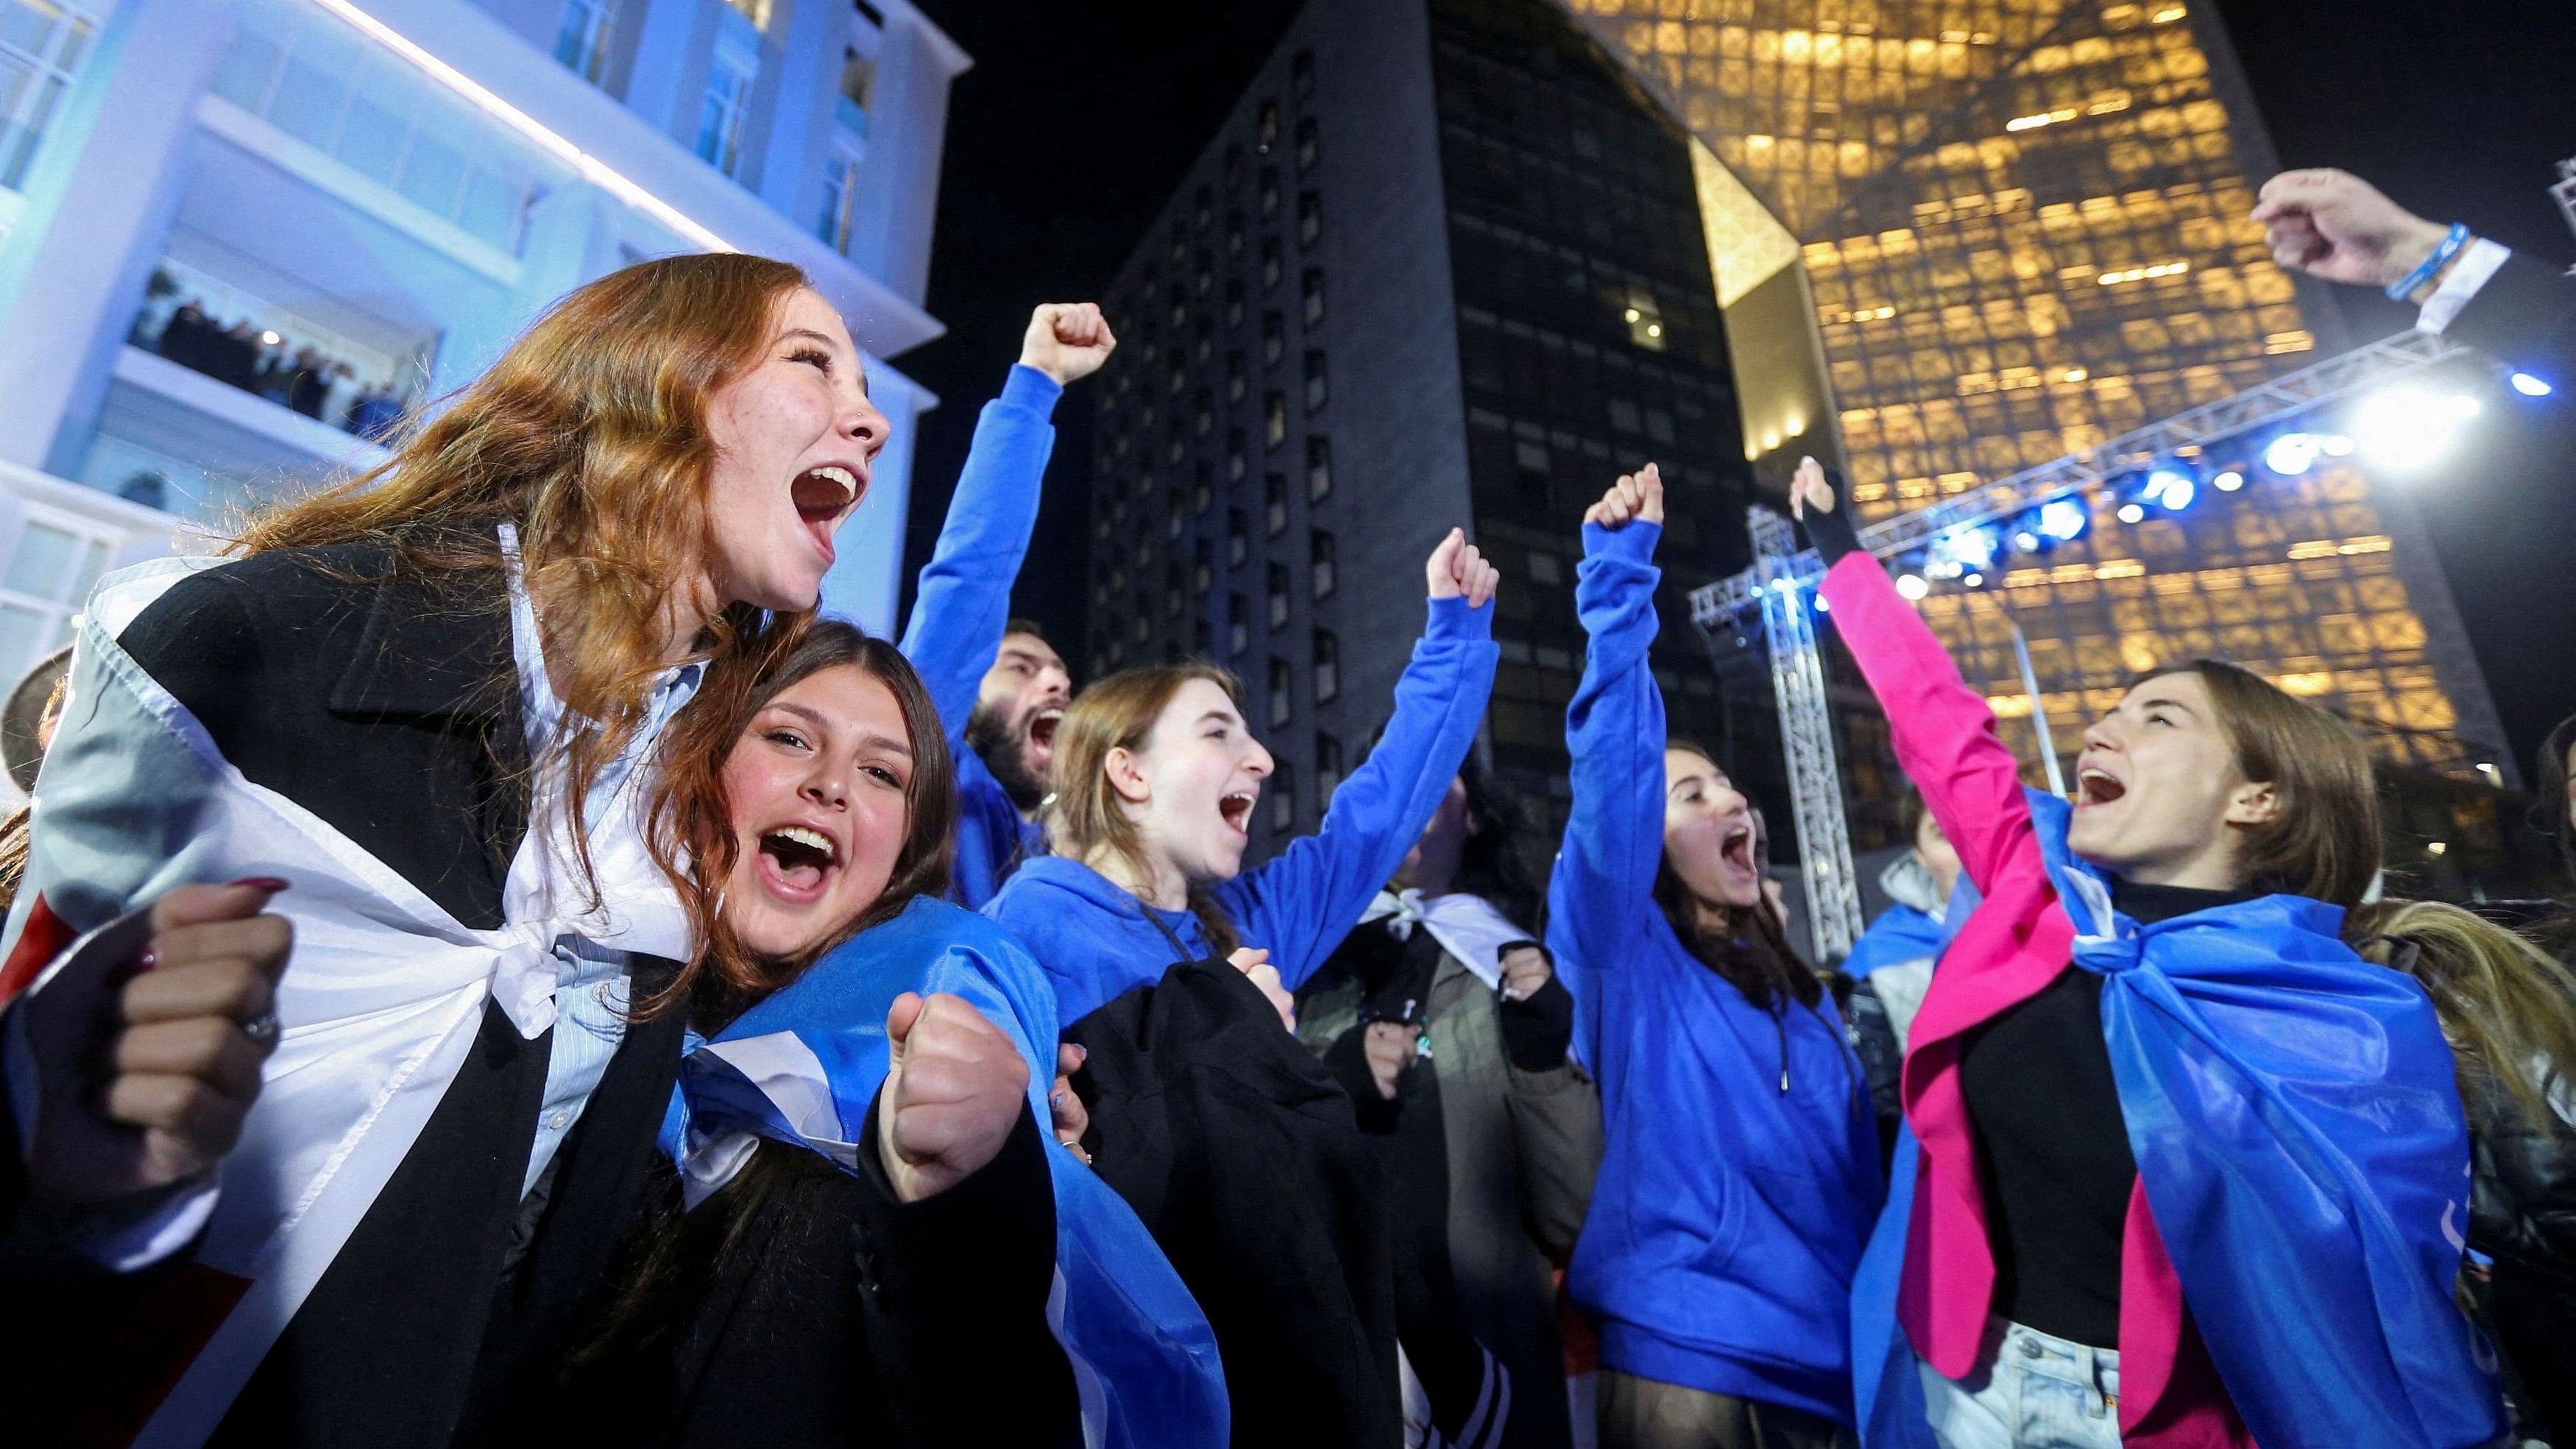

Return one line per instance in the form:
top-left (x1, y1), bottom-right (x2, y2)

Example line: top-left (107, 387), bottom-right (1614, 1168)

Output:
top-left (639, 617), bottom-right (955, 1024)
top-left (233, 252), bottom-right (813, 903)
top-left (1044, 662), bottom-right (1244, 957)
top-left (2154, 659), bottom-right (2381, 908)
top-left (1654, 739), bottom-right (1818, 1010)
top-left (2351, 898), bottom-right (2576, 1136)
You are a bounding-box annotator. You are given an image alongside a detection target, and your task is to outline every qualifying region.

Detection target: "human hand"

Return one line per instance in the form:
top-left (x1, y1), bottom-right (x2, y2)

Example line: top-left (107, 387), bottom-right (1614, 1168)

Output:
top-left (23, 880), bottom-right (292, 1208)
top-left (2251, 169), bottom-right (2455, 292)
top-left (876, 992), bottom-right (1031, 1202)
top-left (1583, 462), bottom-right (1666, 530)
top-left (1021, 302), bottom-right (1118, 386)
top-left (1788, 455), bottom-right (1836, 520)
top-left (1362, 1020), bottom-right (1418, 1100)
top-left (1423, 528), bottom-right (1501, 609)
top-left (1498, 943), bottom-right (1553, 1002)
top-left (1049, 1042), bottom-right (1090, 1166)
top-left (1227, 946), bottom-right (1295, 1032)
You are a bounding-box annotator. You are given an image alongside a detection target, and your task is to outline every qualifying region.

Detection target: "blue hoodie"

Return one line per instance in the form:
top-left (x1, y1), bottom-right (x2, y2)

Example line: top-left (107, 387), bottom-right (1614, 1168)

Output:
top-left (895, 363), bottom-right (1061, 908)
top-left (1546, 520), bottom-right (1880, 1423)
top-left (984, 595), bottom-right (1498, 1030)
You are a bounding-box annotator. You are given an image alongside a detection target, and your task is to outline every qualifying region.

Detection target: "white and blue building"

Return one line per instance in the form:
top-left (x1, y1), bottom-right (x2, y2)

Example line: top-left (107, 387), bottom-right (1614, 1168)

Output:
top-left (0, 0), bottom-right (966, 695)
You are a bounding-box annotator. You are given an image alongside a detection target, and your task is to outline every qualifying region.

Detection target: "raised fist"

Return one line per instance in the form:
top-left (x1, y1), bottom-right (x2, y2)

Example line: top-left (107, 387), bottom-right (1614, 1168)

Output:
top-left (1584, 462), bottom-right (1666, 531)
top-left (1788, 455), bottom-right (1836, 521)
top-left (1227, 946), bottom-right (1295, 1032)
top-left (1424, 528), bottom-right (1500, 609)
top-left (1021, 302), bottom-right (1117, 386)
top-left (876, 991), bottom-right (1030, 1202)
top-left (2251, 169), bottom-right (2455, 293)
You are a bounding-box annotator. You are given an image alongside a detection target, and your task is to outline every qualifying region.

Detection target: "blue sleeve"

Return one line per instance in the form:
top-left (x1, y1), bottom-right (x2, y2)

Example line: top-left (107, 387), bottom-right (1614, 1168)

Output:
top-left (897, 364), bottom-right (1063, 735)
top-left (1218, 595), bottom-right (1498, 991)
top-left (1546, 522), bottom-right (1664, 1037)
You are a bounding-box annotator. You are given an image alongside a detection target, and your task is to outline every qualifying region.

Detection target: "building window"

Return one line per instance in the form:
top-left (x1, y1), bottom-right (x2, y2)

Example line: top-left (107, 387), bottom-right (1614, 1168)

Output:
top-left (1192, 464), bottom-right (1213, 517)
top-left (1271, 762), bottom-right (1296, 833)
top-left (1316, 732), bottom-right (1343, 807)
top-left (1267, 563), bottom-right (1290, 628)
top-left (1256, 99), bottom-right (1279, 153)
top-left (835, 49), bottom-right (875, 132)
top-left (1193, 184), bottom-right (1213, 230)
top-left (1132, 612), bottom-right (1150, 643)
top-left (721, 0), bottom-right (771, 26)
top-left (1307, 436), bottom-right (1333, 501)
top-left (552, 0), bottom-right (618, 84)
top-left (1264, 392), bottom-right (1287, 447)
top-left (1227, 508), bottom-right (1248, 567)
top-left (1226, 350), bottom-right (1245, 403)
top-left (1165, 564), bottom-right (1185, 619)
top-left (1228, 593), bottom-right (1248, 656)
top-left (1303, 351), bottom-right (1328, 413)
top-left (1291, 49), bottom-right (1315, 100)
top-left (1265, 472), bottom-right (1287, 536)
top-left (1228, 428), bottom-right (1247, 481)
top-left (1259, 168), bottom-right (1279, 219)
top-left (1311, 531), bottom-right (1335, 599)
top-left (1165, 487), bottom-right (1185, 539)
top-left (1297, 191), bottom-right (1321, 247)
top-left (1225, 211), bottom-right (1245, 258)
top-left (1262, 313), bottom-right (1284, 366)
top-left (815, 141), bottom-right (863, 254)
top-left (1268, 656), bottom-right (1292, 728)
top-left (1225, 282), bottom-right (1245, 330)
top-left (695, 48), bottom-right (756, 176)
top-left (0, 514), bottom-right (112, 682)
top-left (1261, 237), bottom-right (1282, 289)
top-left (1193, 615), bottom-right (1211, 656)
top-left (1313, 628), bottom-right (1339, 703)
top-left (1295, 116), bottom-right (1318, 172)
top-left (1193, 538), bottom-right (1212, 592)
top-left (1223, 144), bottom-right (1244, 186)
top-left (1301, 269), bottom-right (1325, 327)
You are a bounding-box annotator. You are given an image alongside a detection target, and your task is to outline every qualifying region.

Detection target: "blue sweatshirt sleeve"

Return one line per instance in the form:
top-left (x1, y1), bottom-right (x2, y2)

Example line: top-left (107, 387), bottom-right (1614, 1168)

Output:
top-left (1219, 595), bottom-right (1499, 991)
top-left (897, 364), bottom-right (1063, 737)
top-left (1546, 521), bottom-right (1665, 1032)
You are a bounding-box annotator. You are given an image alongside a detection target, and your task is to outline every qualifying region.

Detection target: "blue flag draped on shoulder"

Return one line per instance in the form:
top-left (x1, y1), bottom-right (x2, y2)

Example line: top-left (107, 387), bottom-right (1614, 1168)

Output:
top-left (2024, 790), bottom-right (2502, 1449)
top-left (659, 896), bottom-right (1228, 1449)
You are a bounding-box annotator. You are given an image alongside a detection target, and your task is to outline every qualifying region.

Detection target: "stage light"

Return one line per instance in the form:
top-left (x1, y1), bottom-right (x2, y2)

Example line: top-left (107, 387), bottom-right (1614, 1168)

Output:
top-left (2012, 529), bottom-right (2041, 553)
top-left (261, 330), bottom-right (282, 345)
top-left (2354, 387), bottom-right (2479, 468)
top-left (1926, 526), bottom-right (2000, 578)
top-left (2510, 372), bottom-right (2553, 397)
top-left (2142, 467), bottom-right (2193, 509)
top-left (2320, 434), bottom-right (2355, 456)
top-left (1813, 594), bottom-right (1829, 613)
top-left (1963, 572), bottom-right (1985, 587)
top-left (2263, 433), bottom-right (2320, 475)
top-left (2156, 476), bottom-right (2195, 511)
top-left (2116, 502), bottom-right (2146, 524)
top-left (2037, 498), bottom-right (2089, 541)
top-left (2212, 469), bottom-right (2246, 492)
top-left (1769, 576), bottom-right (1797, 595)
top-left (1895, 573), bottom-right (1929, 600)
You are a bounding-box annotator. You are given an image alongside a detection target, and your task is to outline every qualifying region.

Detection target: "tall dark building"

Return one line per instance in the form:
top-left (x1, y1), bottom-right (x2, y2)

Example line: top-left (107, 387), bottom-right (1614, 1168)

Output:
top-left (1083, 0), bottom-right (1769, 854)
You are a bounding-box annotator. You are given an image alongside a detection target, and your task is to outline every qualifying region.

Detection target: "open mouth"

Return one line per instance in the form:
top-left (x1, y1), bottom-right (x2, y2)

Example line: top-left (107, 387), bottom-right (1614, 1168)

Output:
top-left (1026, 708), bottom-right (1063, 765)
top-left (2077, 768), bottom-right (2128, 808)
top-left (790, 465), bottom-right (865, 561)
top-left (1719, 821), bottom-right (1757, 877)
top-left (1217, 790), bottom-right (1257, 837)
top-left (754, 822), bottom-right (841, 901)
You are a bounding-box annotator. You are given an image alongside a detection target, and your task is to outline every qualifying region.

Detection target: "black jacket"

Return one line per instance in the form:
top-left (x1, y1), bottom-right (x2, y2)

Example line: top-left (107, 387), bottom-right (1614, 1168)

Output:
top-left (2, 545), bottom-right (684, 1447)
top-left (2451, 248), bottom-right (2576, 384)
top-left (2467, 1069), bottom-right (2576, 1446)
top-left (555, 1101), bottom-right (1078, 1448)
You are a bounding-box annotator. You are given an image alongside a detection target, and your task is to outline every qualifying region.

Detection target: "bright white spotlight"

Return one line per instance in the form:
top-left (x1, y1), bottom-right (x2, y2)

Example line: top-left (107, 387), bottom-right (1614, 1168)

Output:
top-left (2116, 502), bottom-right (2146, 524)
top-left (2037, 498), bottom-right (2089, 541)
top-left (2320, 433), bottom-right (2355, 456)
top-left (1813, 594), bottom-right (1830, 613)
top-left (2510, 372), bottom-right (2553, 397)
top-left (2012, 529), bottom-right (2042, 553)
top-left (1963, 571), bottom-right (1986, 587)
top-left (2212, 469), bottom-right (2246, 492)
top-left (1895, 573), bottom-right (1930, 600)
top-left (1769, 576), bottom-right (1797, 595)
top-left (2142, 467), bottom-right (2192, 506)
top-left (1927, 526), bottom-right (2000, 578)
top-left (2264, 433), bottom-right (2320, 475)
top-left (2354, 388), bottom-right (2480, 468)
top-left (2157, 476), bottom-right (2195, 511)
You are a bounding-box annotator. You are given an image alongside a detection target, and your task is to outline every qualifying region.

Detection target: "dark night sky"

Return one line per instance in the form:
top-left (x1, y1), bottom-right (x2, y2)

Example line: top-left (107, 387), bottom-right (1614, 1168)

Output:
top-left (898, 0), bottom-right (2576, 775)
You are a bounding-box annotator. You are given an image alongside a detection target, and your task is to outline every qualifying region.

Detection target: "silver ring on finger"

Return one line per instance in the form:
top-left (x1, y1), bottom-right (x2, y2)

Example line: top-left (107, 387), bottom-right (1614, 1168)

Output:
top-left (241, 1010), bottom-right (280, 1046)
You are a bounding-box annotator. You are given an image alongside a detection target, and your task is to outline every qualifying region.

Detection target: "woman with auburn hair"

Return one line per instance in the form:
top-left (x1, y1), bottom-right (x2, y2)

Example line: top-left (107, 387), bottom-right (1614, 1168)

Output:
top-left (0, 253), bottom-right (888, 1445)
top-left (1548, 464), bottom-right (1877, 1449)
top-left (554, 617), bottom-right (1222, 1448)
top-left (1793, 456), bottom-right (2505, 1449)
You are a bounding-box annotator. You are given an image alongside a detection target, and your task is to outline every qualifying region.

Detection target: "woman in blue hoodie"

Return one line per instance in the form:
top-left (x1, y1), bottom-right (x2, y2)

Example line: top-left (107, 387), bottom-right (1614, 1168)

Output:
top-left (1549, 463), bottom-right (1880, 1449)
top-left (983, 528), bottom-right (1500, 1027)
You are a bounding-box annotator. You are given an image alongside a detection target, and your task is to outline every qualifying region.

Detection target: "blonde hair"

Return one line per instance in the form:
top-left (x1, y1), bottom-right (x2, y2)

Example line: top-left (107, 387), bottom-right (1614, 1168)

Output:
top-left (232, 252), bottom-right (813, 899)
top-left (2350, 898), bottom-right (2576, 1136)
top-left (2154, 659), bottom-right (2381, 907)
top-left (1044, 662), bottom-right (1245, 956)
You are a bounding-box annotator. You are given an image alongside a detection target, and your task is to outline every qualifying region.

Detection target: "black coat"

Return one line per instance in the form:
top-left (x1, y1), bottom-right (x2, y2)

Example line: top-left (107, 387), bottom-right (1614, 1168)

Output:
top-left (1, 545), bottom-right (683, 1447)
top-left (2452, 248), bottom-right (2576, 386)
top-left (2468, 1070), bottom-right (2576, 1446)
top-left (555, 1102), bottom-right (1078, 1449)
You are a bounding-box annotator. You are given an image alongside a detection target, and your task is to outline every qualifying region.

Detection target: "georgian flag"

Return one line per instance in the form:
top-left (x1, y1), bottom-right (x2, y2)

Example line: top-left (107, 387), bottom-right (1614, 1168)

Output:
top-left (0, 557), bottom-right (690, 1448)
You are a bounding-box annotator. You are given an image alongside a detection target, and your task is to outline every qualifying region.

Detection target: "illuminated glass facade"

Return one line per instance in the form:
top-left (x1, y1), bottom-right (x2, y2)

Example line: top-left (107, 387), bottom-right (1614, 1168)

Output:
top-left (1561, 0), bottom-right (2512, 849)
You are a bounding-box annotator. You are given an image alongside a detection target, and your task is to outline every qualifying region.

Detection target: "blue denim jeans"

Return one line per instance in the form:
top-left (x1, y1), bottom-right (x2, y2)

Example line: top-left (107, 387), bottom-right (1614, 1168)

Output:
top-left (1917, 1319), bottom-right (2121, 1449)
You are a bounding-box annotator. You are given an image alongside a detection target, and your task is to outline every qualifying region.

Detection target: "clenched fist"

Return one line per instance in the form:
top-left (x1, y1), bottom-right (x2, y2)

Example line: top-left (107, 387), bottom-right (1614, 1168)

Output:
top-left (1228, 946), bottom-right (1295, 1032)
top-left (1021, 302), bottom-right (1117, 387)
top-left (2251, 170), bottom-right (2455, 294)
top-left (1585, 462), bottom-right (1666, 531)
top-left (875, 991), bottom-right (1030, 1203)
top-left (1424, 528), bottom-right (1501, 609)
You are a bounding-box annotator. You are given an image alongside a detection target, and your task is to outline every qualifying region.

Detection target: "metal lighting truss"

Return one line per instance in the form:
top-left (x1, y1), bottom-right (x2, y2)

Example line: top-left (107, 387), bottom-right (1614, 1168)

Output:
top-left (1689, 327), bottom-right (2469, 956)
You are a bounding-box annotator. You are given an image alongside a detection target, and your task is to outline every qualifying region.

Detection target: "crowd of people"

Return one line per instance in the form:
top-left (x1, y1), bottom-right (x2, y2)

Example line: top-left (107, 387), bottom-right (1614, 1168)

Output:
top-left (0, 169), bottom-right (2570, 1449)
top-left (135, 272), bottom-right (414, 442)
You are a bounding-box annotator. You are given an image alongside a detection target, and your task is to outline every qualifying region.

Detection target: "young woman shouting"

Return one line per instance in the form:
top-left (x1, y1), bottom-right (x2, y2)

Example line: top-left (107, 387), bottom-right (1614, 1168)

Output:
top-left (1794, 457), bottom-right (2502, 1449)
top-left (1548, 464), bottom-right (1879, 1449)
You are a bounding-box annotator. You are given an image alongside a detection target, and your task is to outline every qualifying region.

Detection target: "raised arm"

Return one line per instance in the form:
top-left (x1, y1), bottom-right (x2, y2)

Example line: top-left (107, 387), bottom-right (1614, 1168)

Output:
top-left (897, 305), bottom-right (1113, 734)
top-left (1795, 459), bottom-right (2037, 898)
top-left (1544, 465), bottom-right (1669, 998)
top-left (1220, 531), bottom-right (1501, 991)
